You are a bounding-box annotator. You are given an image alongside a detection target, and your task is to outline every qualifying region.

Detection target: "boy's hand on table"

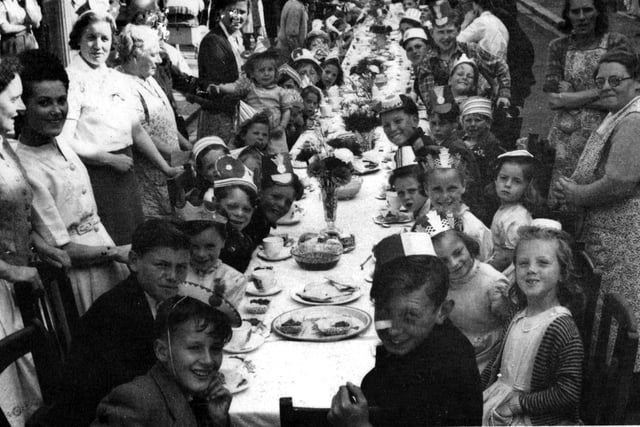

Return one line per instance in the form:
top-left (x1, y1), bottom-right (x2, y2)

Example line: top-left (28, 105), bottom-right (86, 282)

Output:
top-left (206, 374), bottom-right (232, 425)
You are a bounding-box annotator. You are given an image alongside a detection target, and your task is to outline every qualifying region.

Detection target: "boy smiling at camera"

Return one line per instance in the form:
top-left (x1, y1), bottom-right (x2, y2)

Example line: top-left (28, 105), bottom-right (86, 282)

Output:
top-left (92, 296), bottom-right (233, 426)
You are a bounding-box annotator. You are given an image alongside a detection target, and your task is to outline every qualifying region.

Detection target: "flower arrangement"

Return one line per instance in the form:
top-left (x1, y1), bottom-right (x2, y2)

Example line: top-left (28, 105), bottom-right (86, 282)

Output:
top-left (307, 148), bottom-right (354, 189)
top-left (341, 99), bottom-right (380, 133)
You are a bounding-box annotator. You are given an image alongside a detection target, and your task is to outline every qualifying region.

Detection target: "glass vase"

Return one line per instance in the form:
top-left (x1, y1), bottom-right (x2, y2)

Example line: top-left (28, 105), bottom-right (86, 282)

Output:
top-left (321, 183), bottom-right (340, 237)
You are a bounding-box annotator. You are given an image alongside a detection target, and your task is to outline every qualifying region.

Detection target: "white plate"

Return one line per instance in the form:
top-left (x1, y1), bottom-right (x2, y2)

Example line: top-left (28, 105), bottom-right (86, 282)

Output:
top-left (245, 280), bottom-right (282, 296)
top-left (372, 211), bottom-right (413, 225)
top-left (272, 306), bottom-right (372, 342)
top-left (224, 330), bottom-right (266, 353)
top-left (257, 248), bottom-right (292, 261)
top-left (290, 281), bottom-right (362, 306)
top-left (276, 212), bottom-right (303, 225)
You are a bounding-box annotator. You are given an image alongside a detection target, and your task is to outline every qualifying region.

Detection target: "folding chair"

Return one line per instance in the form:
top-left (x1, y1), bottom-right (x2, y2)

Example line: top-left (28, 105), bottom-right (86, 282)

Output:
top-left (0, 319), bottom-right (63, 427)
top-left (582, 292), bottom-right (639, 425)
top-left (573, 250), bottom-right (602, 357)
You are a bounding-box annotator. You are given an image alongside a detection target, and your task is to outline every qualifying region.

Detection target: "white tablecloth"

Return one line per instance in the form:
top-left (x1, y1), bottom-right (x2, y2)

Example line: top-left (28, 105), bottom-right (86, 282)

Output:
top-left (228, 12), bottom-right (414, 427)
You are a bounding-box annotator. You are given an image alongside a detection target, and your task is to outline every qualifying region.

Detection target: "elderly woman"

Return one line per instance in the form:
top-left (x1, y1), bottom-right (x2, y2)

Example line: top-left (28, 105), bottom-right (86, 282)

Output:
top-left (545, 0), bottom-right (629, 210)
top-left (16, 49), bottom-right (130, 314)
top-left (60, 11), bottom-right (179, 245)
top-left (0, 55), bottom-right (69, 427)
top-left (554, 48), bottom-right (640, 369)
top-left (328, 233), bottom-right (482, 426)
top-left (197, 0), bottom-right (248, 142)
top-left (118, 24), bottom-right (190, 219)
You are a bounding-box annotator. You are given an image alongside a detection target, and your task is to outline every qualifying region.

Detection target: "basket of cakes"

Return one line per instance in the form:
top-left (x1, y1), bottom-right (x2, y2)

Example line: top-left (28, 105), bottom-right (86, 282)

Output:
top-left (291, 233), bottom-right (344, 270)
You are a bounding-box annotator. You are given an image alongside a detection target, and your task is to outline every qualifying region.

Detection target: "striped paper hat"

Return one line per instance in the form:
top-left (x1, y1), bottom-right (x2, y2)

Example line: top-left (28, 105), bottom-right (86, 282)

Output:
top-left (373, 232), bottom-right (436, 269)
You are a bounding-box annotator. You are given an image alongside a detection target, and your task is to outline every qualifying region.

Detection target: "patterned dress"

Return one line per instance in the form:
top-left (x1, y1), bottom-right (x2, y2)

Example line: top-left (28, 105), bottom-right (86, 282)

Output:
top-left (0, 139), bottom-right (42, 426)
top-left (544, 32), bottom-right (629, 209)
top-left (126, 74), bottom-right (181, 219)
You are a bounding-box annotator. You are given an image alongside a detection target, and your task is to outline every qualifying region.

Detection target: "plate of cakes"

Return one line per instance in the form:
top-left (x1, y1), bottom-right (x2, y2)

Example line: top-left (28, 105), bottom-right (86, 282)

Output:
top-left (272, 306), bottom-right (372, 342)
top-left (219, 355), bottom-right (254, 394)
top-left (373, 210), bottom-right (413, 225)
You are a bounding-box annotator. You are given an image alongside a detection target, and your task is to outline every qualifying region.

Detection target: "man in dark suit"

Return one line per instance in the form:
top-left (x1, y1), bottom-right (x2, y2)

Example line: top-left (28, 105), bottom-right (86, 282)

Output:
top-left (32, 219), bottom-right (191, 427)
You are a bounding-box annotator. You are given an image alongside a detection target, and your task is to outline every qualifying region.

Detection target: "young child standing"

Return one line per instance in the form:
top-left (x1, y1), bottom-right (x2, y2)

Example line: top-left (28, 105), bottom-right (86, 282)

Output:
top-left (93, 296), bottom-right (233, 426)
top-left (482, 226), bottom-right (584, 425)
top-left (417, 212), bottom-right (510, 373)
top-left (489, 150), bottom-right (542, 280)
top-left (210, 50), bottom-right (291, 154)
top-left (424, 147), bottom-right (493, 261)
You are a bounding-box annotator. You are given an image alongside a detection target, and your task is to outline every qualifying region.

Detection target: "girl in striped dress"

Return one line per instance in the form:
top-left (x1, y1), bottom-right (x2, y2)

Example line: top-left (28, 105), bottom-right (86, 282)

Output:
top-left (481, 226), bottom-right (584, 425)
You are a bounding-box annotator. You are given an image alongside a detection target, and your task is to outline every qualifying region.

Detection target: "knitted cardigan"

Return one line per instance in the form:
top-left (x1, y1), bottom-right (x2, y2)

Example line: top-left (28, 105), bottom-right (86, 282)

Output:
top-left (481, 313), bottom-right (584, 425)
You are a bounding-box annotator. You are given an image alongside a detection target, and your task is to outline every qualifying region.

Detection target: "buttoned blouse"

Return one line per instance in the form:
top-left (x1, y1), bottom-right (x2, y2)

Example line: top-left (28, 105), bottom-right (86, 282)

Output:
top-left (0, 138), bottom-right (32, 266)
top-left (61, 54), bottom-right (137, 156)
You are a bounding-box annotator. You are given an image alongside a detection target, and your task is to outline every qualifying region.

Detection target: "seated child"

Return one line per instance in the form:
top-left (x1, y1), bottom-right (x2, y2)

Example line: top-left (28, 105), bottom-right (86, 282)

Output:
top-left (488, 151), bottom-right (541, 281)
top-left (319, 56), bottom-right (344, 93)
top-left (209, 50), bottom-right (290, 153)
top-left (179, 218), bottom-right (248, 310)
top-left (417, 212), bottom-right (510, 373)
top-left (230, 111), bottom-right (271, 154)
top-left (424, 147), bottom-right (493, 261)
top-left (277, 63), bottom-right (302, 92)
top-left (292, 48), bottom-right (323, 86)
top-left (301, 84), bottom-right (322, 130)
top-left (92, 296), bottom-right (233, 427)
top-left (175, 136), bottom-right (229, 217)
top-left (482, 226), bottom-right (584, 425)
top-left (459, 96), bottom-right (505, 225)
top-left (328, 233), bottom-right (482, 426)
top-left (389, 149), bottom-right (430, 219)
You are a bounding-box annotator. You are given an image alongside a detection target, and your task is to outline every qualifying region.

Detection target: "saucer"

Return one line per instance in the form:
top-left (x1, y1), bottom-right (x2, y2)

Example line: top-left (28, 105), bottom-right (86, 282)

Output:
top-left (257, 248), bottom-right (292, 261)
top-left (246, 280), bottom-right (282, 296)
top-left (224, 331), bottom-right (266, 354)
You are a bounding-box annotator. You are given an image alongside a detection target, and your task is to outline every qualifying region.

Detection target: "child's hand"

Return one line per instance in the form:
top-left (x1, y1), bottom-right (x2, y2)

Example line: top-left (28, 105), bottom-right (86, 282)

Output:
top-left (327, 382), bottom-right (371, 427)
top-left (557, 80), bottom-right (573, 93)
top-left (206, 374), bottom-right (232, 425)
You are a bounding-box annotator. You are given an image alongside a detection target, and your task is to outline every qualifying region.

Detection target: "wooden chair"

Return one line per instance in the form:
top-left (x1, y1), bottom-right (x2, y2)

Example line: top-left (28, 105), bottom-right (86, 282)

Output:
top-left (573, 250), bottom-right (602, 357)
top-left (582, 292), bottom-right (639, 425)
top-left (0, 319), bottom-right (63, 427)
top-left (279, 397), bottom-right (386, 427)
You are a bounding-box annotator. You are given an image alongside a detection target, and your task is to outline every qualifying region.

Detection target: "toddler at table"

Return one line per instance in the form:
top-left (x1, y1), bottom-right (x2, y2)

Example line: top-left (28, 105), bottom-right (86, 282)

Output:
top-left (209, 49), bottom-right (291, 154)
top-left (482, 225), bottom-right (584, 425)
top-left (389, 147), bottom-right (430, 219)
top-left (488, 151), bottom-right (542, 281)
top-left (92, 296), bottom-right (233, 427)
top-left (416, 212), bottom-right (511, 373)
top-left (423, 147), bottom-right (493, 261)
top-left (328, 233), bottom-right (482, 427)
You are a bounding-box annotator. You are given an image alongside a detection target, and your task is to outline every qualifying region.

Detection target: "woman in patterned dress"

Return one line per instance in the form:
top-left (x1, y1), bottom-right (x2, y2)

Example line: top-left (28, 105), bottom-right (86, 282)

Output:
top-left (544, 0), bottom-right (629, 211)
top-left (118, 24), bottom-right (191, 219)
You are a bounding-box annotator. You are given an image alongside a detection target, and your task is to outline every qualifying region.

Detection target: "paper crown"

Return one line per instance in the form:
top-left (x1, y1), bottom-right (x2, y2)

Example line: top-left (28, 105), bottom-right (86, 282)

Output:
top-left (311, 18), bottom-right (324, 32)
top-left (213, 156), bottom-right (258, 195)
top-left (377, 93), bottom-right (412, 114)
top-left (326, 15), bottom-right (338, 27)
top-left (291, 48), bottom-right (322, 68)
top-left (373, 232), bottom-right (436, 269)
top-left (192, 136), bottom-right (229, 162)
top-left (262, 153), bottom-right (295, 187)
top-left (178, 281), bottom-right (242, 327)
top-left (428, 85), bottom-right (456, 115)
top-left (530, 218), bottom-right (562, 231)
top-left (237, 100), bottom-right (260, 126)
top-left (402, 27), bottom-right (428, 47)
top-left (174, 198), bottom-right (228, 225)
top-left (431, 0), bottom-right (455, 27)
top-left (278, 64), bottom-right (303, 88)
top-left (460, 96), bottom-right (493, 119)
top-left (425, 147), bottom-right (462, 170)
top-left (400, 8), bottom-right (422, 25)
top-left (394, 145), bottom-right (418, 170)
top-left (451, 53), bottom-right (477, 75)
top-left (284, 88), bottom-right (304, 108)
top-left (497, 149), bottom-right (535, 160)
top-left (413, 210), bottom-right (452, 237)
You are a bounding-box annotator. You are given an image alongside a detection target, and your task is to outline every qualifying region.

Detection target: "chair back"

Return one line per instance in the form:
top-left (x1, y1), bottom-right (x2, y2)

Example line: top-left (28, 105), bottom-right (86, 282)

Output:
top-left (582, 292), bottom-right (639, 424)
top-left (573, 250), bottom-right (602, 357)
top-left (0, 319), bottom-right (63, 426)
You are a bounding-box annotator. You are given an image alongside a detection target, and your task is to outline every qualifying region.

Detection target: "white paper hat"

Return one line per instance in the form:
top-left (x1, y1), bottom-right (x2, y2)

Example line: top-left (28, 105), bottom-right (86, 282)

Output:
top-left (402, 27), bottom-right (428, 48)
top-left (400, 8), bottom-right (422, 26)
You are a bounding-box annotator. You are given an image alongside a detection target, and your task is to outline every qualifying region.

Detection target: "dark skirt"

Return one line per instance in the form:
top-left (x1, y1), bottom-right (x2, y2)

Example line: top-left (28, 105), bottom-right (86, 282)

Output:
top-left (1, 29), bottom-right (37, 55)
top-left (85, 147), bottom-right (143, 245)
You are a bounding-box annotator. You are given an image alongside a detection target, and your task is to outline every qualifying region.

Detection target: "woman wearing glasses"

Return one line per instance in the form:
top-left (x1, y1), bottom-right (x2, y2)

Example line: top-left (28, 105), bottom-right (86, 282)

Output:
top-left (553, 48), bottom-right (640, 369)
top-left (544, 0), bottom-right (630, 211)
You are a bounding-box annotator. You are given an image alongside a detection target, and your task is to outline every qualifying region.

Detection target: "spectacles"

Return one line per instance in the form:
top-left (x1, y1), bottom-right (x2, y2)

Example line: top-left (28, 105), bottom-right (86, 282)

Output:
top-left (594, 76), bottom-right (633, 89)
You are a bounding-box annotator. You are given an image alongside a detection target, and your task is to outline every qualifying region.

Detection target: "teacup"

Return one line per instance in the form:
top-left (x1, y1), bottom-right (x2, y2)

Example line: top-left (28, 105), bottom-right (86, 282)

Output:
top-left (251, 268), bottom-right (276, 292)
top-left (386, 191), bottom-right (402, 215)
top-left (228, 321), bottom-right (252, 349)
top-left (320, 103), bottom-right (332, 117)
top-left (263, 236), bottom-right (284, 258)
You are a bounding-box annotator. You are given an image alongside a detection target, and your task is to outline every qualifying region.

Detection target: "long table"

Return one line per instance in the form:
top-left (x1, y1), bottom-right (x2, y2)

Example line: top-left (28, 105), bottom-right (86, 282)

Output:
top-left (227, 10), bottom-right (412, 426)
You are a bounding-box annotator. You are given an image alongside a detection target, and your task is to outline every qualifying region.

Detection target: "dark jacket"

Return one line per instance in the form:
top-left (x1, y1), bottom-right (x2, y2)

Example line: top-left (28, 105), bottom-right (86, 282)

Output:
top-left (197, 24), bottom-right (242, 115)
top-left (362, 319), bottom-right (483, 426)
top-left (33, 275), bottom-right (156, 427)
